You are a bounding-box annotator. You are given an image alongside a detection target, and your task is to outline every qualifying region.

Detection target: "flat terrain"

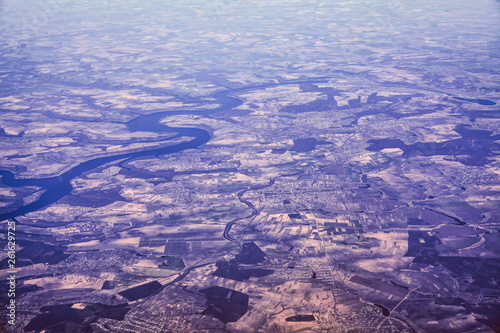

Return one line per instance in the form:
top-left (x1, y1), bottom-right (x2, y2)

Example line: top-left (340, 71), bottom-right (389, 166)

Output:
top-left (1, 0), bottom-right (500, 332)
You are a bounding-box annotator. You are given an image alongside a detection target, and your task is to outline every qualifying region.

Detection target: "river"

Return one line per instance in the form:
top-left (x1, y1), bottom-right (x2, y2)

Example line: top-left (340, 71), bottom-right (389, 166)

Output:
top-left (0, 79), bottom-right (329, 222)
